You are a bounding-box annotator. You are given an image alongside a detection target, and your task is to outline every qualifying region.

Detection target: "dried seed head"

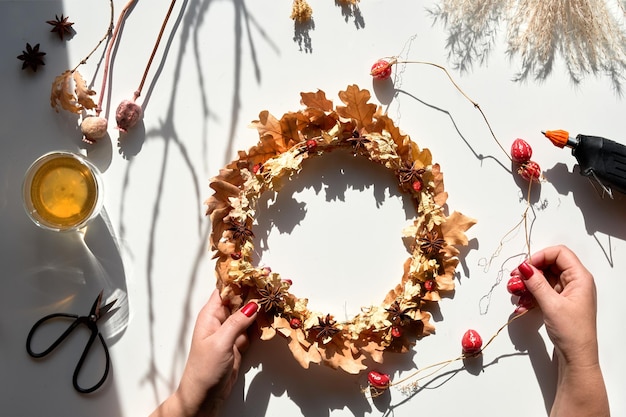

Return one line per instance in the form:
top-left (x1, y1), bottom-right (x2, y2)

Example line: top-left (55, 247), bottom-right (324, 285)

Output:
top-left (80, 116), bottom-right (108, 144)
top-left (115, 100), bottom-right (143, 133)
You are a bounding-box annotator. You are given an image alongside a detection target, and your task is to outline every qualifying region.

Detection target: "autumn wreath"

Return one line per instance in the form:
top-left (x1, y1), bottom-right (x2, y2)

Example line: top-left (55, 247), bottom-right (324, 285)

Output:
top-left (205, 85), bottom-right (476, 374)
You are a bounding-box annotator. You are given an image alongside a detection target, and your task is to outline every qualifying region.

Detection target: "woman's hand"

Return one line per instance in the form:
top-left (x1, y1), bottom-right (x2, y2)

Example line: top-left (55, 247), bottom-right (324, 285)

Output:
top-left (150, 289), bottom-right (258, 417)
top-left (513, 245), bottom-right (609, 417)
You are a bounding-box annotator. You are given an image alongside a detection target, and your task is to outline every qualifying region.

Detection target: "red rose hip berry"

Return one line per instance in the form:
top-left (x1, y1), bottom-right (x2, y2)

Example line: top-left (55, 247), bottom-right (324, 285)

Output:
top-left (370, 59), bottom-right (393, 80)
top-left (461, 329), bottom-right (483, 355)
top-left (507, 275), bottom-right (527, 296)
top-left (306, 139), bottom-right (318, 151)
top-left (289, 317), bottom-right (302, 329)
top-left (391, 326), bottom-right (402, 338)
top-left (510, 138), bottom-right (533, 163)
top-left (518, 160), bottom-right (541, 183)
top-left (367, 370), bottom-right (391, 390)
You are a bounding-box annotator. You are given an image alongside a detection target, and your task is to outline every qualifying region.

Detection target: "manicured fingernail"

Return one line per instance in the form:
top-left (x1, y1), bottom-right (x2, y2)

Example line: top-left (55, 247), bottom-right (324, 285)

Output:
top-left (518, 261), bottom-right (534, 280)
top-left (241, 301), bottom-right (258, 317)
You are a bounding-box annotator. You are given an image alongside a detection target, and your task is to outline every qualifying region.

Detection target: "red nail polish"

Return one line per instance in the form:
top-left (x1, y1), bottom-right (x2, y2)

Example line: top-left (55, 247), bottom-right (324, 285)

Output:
top-left (518, 261), bottom-right (534, 280)
top-left (241, 301), bottom-right (258, 317)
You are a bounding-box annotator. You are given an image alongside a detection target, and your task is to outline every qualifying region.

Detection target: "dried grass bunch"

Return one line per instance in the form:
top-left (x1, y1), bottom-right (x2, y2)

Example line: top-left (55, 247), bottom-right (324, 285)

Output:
top-left (429, 0), bottom-right (626, 92)
top-left (205, 85), bottom-right (475, 373)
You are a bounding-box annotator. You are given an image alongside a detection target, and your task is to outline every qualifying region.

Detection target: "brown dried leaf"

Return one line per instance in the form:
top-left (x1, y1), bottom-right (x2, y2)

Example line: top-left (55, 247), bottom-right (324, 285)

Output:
top-left (288, 334), bottom-right (322, 368)
top-left (317, 338), bottom-right (367, 374)
top-left (441, 211), bottom-right (477, 246)
top-left (73, 71), bottom-right (97, 111)
top-left (249, 110), bottom-right (288, 152)
top-left (336, 84), bottom-right (377, 129)
top-left (300, 89), bottom-right (333, 111)
top-left (50, 70), bottom-right (81, 113)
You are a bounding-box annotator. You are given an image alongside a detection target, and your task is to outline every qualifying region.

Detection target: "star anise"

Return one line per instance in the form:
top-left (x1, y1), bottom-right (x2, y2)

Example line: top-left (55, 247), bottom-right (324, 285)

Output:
top-left (418, 229), bottom-right (446, 257)
top-left (345, 130), bottom-right (371, 155)
top-left (309, 314), bottom-right (341, 343)
top-left (226, 219), bottom-right (254, 245)
top-left (17, 43), bottom-right (46, 72)
top-left (257, 284), bottom-right (285, 313)
top-left (397, 161), bottom-right (425, 186)
top-left (46, 14), bottom-right (74, 41)
top-left (385, 301), bottom-right (416, 325)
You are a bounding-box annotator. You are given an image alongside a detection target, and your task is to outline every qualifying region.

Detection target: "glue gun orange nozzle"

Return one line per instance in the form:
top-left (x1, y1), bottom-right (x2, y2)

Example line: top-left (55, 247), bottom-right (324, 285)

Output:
top-left (543, 129), bottom-right (570, 148)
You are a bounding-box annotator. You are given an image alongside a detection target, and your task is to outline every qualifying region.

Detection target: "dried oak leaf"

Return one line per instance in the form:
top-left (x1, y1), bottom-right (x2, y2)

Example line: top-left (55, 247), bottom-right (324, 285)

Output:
top-left (288, 333), bottom-right (322, 369)
top-left (441, 211), bottom-right (477, 248)
top-left (73, 71), bottom-right (97, 111)
top-left (50, 70), bottom-right (96, 113)
top-left (300, 89), bottom-right (333, 111)
top-left (336, 85), bottom-right (377, 130)
top-left (249, 110), bottom-right (289, 153)
top-left (279, 112), bottom-right (307, 145)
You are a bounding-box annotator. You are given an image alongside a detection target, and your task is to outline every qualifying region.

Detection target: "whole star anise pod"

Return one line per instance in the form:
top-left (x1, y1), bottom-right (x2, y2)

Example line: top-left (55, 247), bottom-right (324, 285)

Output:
top-left (17, 43), bottom-right (46, 72)
top-left (385, 301), bottom-right (416, 325)
top-left (257, 284), bottom-right (285, 313)
top-left (418, 229), bottom-right (446, 257)
top-left (226, 218), bottom-right (254, 245)
top-left (47, 14), bottom-right (74, 41)
top-left (309, 314), bottom-right (341, 343)
top-left (345, 130), bottom-right (371, 155)
top-left (397, 161), bottom-right (425, 186)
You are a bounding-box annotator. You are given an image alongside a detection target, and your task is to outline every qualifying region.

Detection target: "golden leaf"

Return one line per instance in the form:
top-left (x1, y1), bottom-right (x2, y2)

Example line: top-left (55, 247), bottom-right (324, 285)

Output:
top-left (441, 211), bottom-right (477, 246)
top-left (288, 335), bottom-right (322, 368)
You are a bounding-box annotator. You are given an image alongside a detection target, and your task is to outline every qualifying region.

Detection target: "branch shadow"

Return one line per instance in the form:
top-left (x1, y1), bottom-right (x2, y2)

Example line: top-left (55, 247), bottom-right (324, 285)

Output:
top-left (113, 0), bottom-right (277, 405)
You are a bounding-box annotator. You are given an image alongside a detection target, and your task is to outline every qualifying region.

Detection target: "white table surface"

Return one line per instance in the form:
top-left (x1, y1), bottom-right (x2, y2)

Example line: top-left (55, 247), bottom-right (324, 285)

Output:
top-left (2, 1), bottom-right (625, 416)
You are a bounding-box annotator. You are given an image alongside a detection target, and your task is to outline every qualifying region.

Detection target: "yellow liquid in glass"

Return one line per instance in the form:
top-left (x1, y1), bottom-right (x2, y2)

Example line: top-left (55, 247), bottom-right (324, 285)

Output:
top-left (29, 156), bottom-right (98, 228)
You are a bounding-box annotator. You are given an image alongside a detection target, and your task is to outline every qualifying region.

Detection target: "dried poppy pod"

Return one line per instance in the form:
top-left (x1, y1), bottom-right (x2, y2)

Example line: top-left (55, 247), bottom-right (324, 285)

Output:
top-left (115, 100), bottom-right (143, 133)
top-left (80, 116), bottom-right (108, 144)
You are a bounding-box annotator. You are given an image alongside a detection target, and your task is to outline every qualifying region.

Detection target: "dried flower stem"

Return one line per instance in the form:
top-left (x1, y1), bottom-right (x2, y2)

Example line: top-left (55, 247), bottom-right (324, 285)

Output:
top-left (133, 0), bottom-right (178, 102)
top-left (70, 0), bottom-right (114, 73)
top-left (96, 0), bottom-right (138, 116)
top-left (391, 58), bottom-right (511, 162)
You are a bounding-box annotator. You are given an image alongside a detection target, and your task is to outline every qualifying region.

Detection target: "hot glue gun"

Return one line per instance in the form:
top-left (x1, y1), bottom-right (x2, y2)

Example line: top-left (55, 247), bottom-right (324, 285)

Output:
top-left (543, 129), bottom-right (626, 197)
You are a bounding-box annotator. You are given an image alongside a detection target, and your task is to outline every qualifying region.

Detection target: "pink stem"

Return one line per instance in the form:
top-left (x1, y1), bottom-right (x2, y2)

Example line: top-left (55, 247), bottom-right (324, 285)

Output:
top-left (96, 0), bottom-right (138, 116)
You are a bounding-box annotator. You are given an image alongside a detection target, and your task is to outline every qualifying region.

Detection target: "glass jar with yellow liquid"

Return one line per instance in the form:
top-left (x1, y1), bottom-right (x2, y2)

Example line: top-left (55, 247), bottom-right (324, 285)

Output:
top-left (22, 151), bottom-right (104, 232)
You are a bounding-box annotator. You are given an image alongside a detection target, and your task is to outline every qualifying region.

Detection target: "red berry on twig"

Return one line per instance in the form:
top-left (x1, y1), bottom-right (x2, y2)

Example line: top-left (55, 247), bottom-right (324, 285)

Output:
top-left (518, 160), bottom-right (541, 182)
top-left (461, 329), bottom-right (483, 355)
top-left (510, 138), bottom-right (533, 163)
top-left (367, 370), bottom-right (391, 390)
top-left (507, 275), bottom-right (528, 296)
top-left (411, 180), bottom-right (422, 192)
top-left (370, 59), bottom-right (393, 81)
top-left (391, 326), bottom-right (402, 338)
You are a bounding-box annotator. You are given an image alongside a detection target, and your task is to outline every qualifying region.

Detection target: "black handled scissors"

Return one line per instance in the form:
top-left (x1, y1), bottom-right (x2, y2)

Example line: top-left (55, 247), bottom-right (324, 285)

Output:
top-left (26, 291), bottom-right (116, 393)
